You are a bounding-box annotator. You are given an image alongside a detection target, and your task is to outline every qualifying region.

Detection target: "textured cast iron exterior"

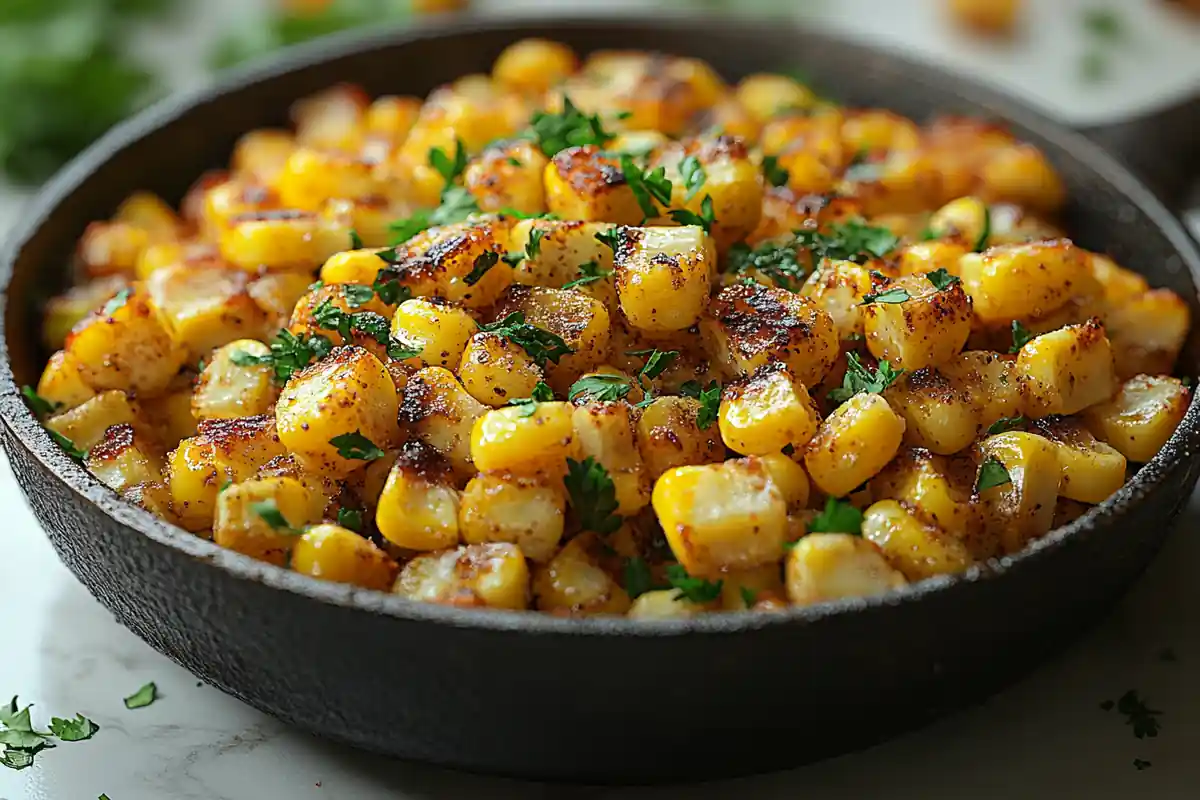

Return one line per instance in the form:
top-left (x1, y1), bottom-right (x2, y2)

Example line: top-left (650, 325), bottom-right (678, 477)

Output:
top-left (2, 14), bottom-right (1200, 784)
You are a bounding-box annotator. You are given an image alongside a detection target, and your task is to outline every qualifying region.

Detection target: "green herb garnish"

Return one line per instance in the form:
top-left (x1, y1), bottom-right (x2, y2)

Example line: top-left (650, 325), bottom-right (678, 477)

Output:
top-left (563, 457), bottom-right (622, 535)
top-left (530, 97), bottom-right (617, 156)
top-left (49, 431), bottom-right (87, 461)
top-left (827, 353), bottom-right (904, 406)
top-left (623, 556), bottom-right (656, 600)
top-left (48, 714), bottom-right (99, 743)
top-left (463, 251), bottom-right (500, 286)
top-left (429, 138), bottom-right (468, 187)
top-left (739, 586), bottom-right (758, 608)
top-left (337, 507), bottom-right (364, 533)
top-left (21, 386), bottom-right (58, 417)
top-left (986, 416), bottom-right (1025, 435)
top-left (726, 238), bottom-right (807, 290)
top-left (678, 155), bottom-right (706, 201)
top-left (349, 230), bottom-right (364, 250)
top-left (230, 330), bottom-right (333, 384)
top-left (926, 268), bottom-right (961, 291)
top-left (569, 374), bottom-right (633, 403)
top-left (669, 195), bottom-right (716, 234)
top-left (861, 287), bottom-right (911, 305)
top-left (621, 154), bottom-right (673, 219)
top-left (329, 431), bottom-right (386, 462)
top-left (679, 379), bottom-right (721, 430)
top-left (508, 381), bottom-right (555, 417)
top-left (975, 457), bottom-right (1012, 492)
top-left (478, 312), bottom-right (572, 368)
top-left (762, 155), bottom-right (789, 187)
top-left (665, 564), bottom-right (723, 604)
top-left (250, 499), bottom-right (300, 534)
top-left (562, 260), bottom-right (612, 289)
top-left (808, 497), bottom-right (864, 535)
top-left (123, 682), bottom-right (157, 710)
top-left (1009, 320), bottom-right (1034, 353)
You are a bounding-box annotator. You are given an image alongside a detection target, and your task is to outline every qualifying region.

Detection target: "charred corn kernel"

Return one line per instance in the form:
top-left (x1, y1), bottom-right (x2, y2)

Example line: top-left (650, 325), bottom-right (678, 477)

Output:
top-left (572, 402), bottom-right (650, 515)
top-left (545, 146), bottom-right (644, 224)
top-left (928, 196), bottom-right (990, 248)
top-left (147, 264), bottom-right (268, 361)
top-left (653, 457), bottom-right (788, 578)
top-left (756, 453), bottom-right (810, 511)
top-left (785, 533), bottom-right (907, 605)
top-left (275, 147), bottom-right (385, 211)
top-left (65, 287), bottom-right (186, 397)
top-left (457, 332), bottom-right (545, 407)
top-left (977, 431), bottom-right (1061, 553)
top-left (166, 436), bottom-right (220, 531)
top-left (948, 0), bottom-right (1021, 33)
top-left (718, 364), bottom-right (819, 456)
top-left (736, 74), bottom-right (817, 121)
top-left (979, 144), bottom-right (1065, 213)
top-left (214, 476), bottom-right (324, 566)
top-left (506, 220), bottom-right (616, 303)
top-left (219, 210), bottom-right (349, 272)
top-left (861, 499), bottom-right (972, 581)
top-left (122, 482), bottom-right (180, 524)
top-left (614, 226), bottom-right (714, 334)
top-left (319, 248), bottom-right (391, 287)
top-left (870, 449), bottom-right (983, 548)
top-left (719, 564), bottom-right (786, 611)
top-left (1106, 288), bottom-right (1191, 379)
top-left (386, 297), bottom-right (476, 370)
top-left (635, 396), bottom-right (726, 479)
top-left (493, 38), bottom-right (579, 94)
top-left (276, 346), bottom-right (399, 478)
top-left (77, 222), bottom-right (151, 278)
top-left (495, 284), bottom-right (612, 393)
top-left (198, 179), bottom-right (279, 240)
top-left (532, 534), bottom-right (629, 615)
top-left (113, 192), bottom-right (183, 241)
top-left (204, 415), bottom-right (288, 486)
top-left (401, 366), bottom-right (490, 481)
top-left (85, 423), bottom-right (164, 493)
top-left (231, 129), bottom-right (295, 184)
top-left (192, 340), bottom-right (278, 420)
top-left (460, 471), bottom-right (566, 562)
top-left (45, 390), bottom-right (135, 451)
top-left (1033, 417), bottom-right (1127, 504)
top-left (381, 221), bottom-right (513, 309)
top-left (396, 542), bottom-right (531, 610)
top-left (627, 589), bottom-right (708, 619)
top-left (1084, 374), bottom-right (1190, 463)
top-left (470, 402), bottom-right (578, 474)
top-left (375, 442), bottom-right (460, 550)
top-left (938, 351), bottom-right (1021, 431)
top-left (653, 135), bottom-right (764, 251)
top-left (704, 282), bottom-right (839, 386)
top-left (799, 261), bottom-right (874, 339)
top-left (804, 393), bottom-right (906, 497)
top-left (291, 524), bottom-right (398, 590)
top-left (147, 383), bottom-right (198, 448)
top-left (464, 140), bottom-right (549, 215)
top-left (245, 274), bottom-right (312, 332)
top-left (958, 240), bottom-right (1090, 324)
top-left (1016, 319), bottom-right (1115, 418)
top-left (42, 276), bottom-right (128, 350)
top-left (36, 351), bottom-right (96, 412)
top-left (863, 273), bottom-right (972, 371)
top-left (135, 240), bottom-right (223, 281)
top-left (886, 368), bottom-right (980, 455)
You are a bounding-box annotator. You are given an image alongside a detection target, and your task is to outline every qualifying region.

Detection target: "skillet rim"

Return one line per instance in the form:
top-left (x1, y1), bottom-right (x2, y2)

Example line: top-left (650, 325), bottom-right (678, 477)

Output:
top-left (2, 11), bottom-right (1199, 638)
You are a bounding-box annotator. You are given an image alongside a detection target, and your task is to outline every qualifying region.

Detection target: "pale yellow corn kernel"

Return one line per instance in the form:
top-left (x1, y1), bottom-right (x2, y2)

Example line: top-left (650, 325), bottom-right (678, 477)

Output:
top-left (390, 298), bottom-right (478, 370)
top-left (938, 350), bottom-right (1021, 431)
top-left (627, 589), bottom-right (708, 619)
top-left (197, 178), bottom-right (278, 240)
top-left (45, 390), bottom-right (135, 451)
top-left (255, 454), bottom-right (339, 516)
top-left (531, 534), bottom-right (629, 616)
top-left (756, 453), bottom-right (810, 511)
top-left (147, 383), bottom-right (198, 448)
top-left (1033, 417), bottom-right (1127, 504)
top-left (166, 436), bottom-right (220, 531)
top-left (247, 272), bottom-right (315, 328)
top-left (885, 367), bottom-right (980, 455)
top-left (319, 248), bottom-right (390, 287)
top-left (1106, 288), bottom-right (1190, 379)
top-left (460, 472), bottom-right (566, 562)
top-left (1084, 374), bottom-right (1190, 463)
top-left (65, 287), bottom-right (187, 397)
top-left (979, 144), bottom-right (1066, 213)
top-left (494, 284), bottom-right (612, 393)
top-left (42, 275), bottom-right (128, 350)
top-left (653, 457), bottom-right (788, 578)
top-left (86, 423), bottom-right (164, 493)
top-left (214, 476), bottom-right (325, 566)
top-left (615, 226), bottom-right (714, 334)
top-left (977, 431), bottom-right (1062, 553)
top-left (397, 542), bottom-right (531, 611)
top-left (36, 351), bottom-right (97, 412)
top-left (492, 38), bottom-right (579, 94)
top-left (928, 196), bottom-right (991, 249)
top-left (470, 402), bottom-right (578, 474)
top-left (457, 332), bottom-right (545, 407)
top-left (321, 197), bottom-right (396, 248)
top-left (275, 346), bottom-right (399, 478)
top-left (1016, 319), bottom-right (1116, 418)
top-left (652, 135), bottom-right (764, 251)
top-left (192, 340), bottom-right (278, 420)
top-left (718, 364), bottom-right (819, 456)
top-left (379, 221), bottom-right (513, 309)
top-left (147, 264), bottom-right (268, 361)
top-left (375, 443), bottom-right (461, 551)
top-left (896, 241), bottom-right (970, 278)
top-left (736, 74), bottom-right (817, 121)
top-left (861, 499), bottom-right (972, 581)
top-left (291, 84), bottom-right (367, 151)
top-left (703, 282), bottom-right (839, 386)
top-left (799, 260), bottom-right (874, 339)
top-left (204, 415), bottom-right (288, 486)
top-left (870, 450), bottom-right (984, 551)
top-left (841, 109), bottom-right (921, 154)
top-left (400, 366), bottom-right (490, 481)
top-left (363, 95), bottom-right (420, 144)
top-left (804, 393), bottom-right (906, 497)
top-left (571, 401), bottom-right (650, 515)
top-left (506, 219), bottom-right (616, 304)
top-left (122, 482), bottom-right (181, 525)
top-left (785, 533), bottom-right (907, 605)
top-left (77, 222), bottom-right (151, 278)
top-left (706, 96), bottom-right (760, 143)
top-left (231, 129), bottom-right (295, 184)
top-left (1089, 254), bottom-right (1149, 306)
top-left (719, 564), bottom-right (787, 611)
top-left (863, 273), bottom-right (972, 371)
top-left (464, 140), bottom-right (550, 215)
top-left (635, 395), bottom-right (725, 479)
top-left (113, 192), bottom-right (182, 241)
top-left (958, 240), bottom-right (1091, 324)
top-left (544, 146), bottom-right (644, 224)
top-left (275, 147), bottom-right (384, 211)
top-left (291, 524), bottom-right (398, 591)
top-left (219, 210), bottom-right (349, 273)
top-left (135, 240), bottom-right (223, 281)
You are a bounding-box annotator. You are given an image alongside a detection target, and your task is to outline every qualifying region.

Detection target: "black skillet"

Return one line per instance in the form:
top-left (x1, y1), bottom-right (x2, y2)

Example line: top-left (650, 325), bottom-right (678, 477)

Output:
top-left (2, 12), bottom-right (1200, 785)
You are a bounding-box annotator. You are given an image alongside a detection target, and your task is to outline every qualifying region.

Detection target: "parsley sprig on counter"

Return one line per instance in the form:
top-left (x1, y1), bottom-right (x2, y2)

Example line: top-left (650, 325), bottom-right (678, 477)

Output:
top-left (0, 695), bottom-right (100, 771)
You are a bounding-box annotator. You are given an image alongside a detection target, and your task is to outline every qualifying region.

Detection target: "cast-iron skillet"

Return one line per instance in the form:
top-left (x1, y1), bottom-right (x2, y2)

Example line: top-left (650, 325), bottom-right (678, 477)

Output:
top-left (2, 13), bottom-right (1200, 784)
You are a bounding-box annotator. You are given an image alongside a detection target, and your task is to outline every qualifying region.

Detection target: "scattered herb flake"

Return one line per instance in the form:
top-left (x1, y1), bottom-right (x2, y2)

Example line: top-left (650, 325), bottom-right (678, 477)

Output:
top-left (349, 229), bottom-right (364, 250)
top-left (428, 139), bottom-right (469, 187)
top-left (726, 238), bottom-right (807, 290)
top-left (330, 431), bottom-right (386, 462)
top-left (1116, 690), bottom-right (1162, 739)
top-left (48, 714), bottom-right (99, 742)
top-left (529, 97), bottom-right (617, 157)
top-left (861, 287), bottom-right (911, 305)
top-left (827, 353), bottom-right (904, 406)
top-left (976, 457), bottom-right (1012, 492)
top-left (679, 379), bottom-right (721, 430)
top-left (594, 228), bottom-right (623, 254)
top-left (387, 339), bottom-right (423, 361)
top-left (230, 330), bottom-right (333, 384)
top-left (506, 156), bottom-right (522, 167)
top-left (678, 155), bottom-right (706, 202)
top-left (623, 556), bottom-right (655, 600)
top-left (1082, 7), bottom-right (1124, 40)
top-left (21, 386), bottom-right (58, 416)
top-left (251, 499), bottom-right (300, 534)
top-left (337, 507), bottom-right (364, 533)
top-left (1010, 320), bottom-right (1034, 353)
top-left (739, 586), bottom-right (758, 608)
top-left (508, 381), bottom-right (555, 417)
top-left (668, 194), bottom-right (716, 234)
top-left (974, 206), bottom-right (991, 252)
top-left (569, 374), bottom-right (633, 403)
top-left (562, 260), bottom-right (612, 289)
top-left (986, 416), bottom-right (1026, 435)
top-left (463, 251), bottom-right (500, 286)
top-left (762, 155), bottom-right (789, 187)
top-left (808, 497), bottom-right (864, 535)
top-left (563, 457), bottom-right (622, 535)
top-left (525, 229), bottom-right (546, 260)
top-left (478, 312), bottom-right (572, 368)
top-left (926, 268), bottom-right (961, 291)
top-left (795, 218), bottom-right (900, 265)
top-left (123, 682), bottom-right (157, 710)
top-left (101, 288), bottom-right (132, 317)
top-left (497, 208), bottom-right (558, 220)
top-left (665, 564), bottom-right (723, 604)
top-left (621, 154), bottom-right (673, 219)
top-left (342, 284), bottom-right (375, 308)
top-left (49, 430), bottom-right (87, 461)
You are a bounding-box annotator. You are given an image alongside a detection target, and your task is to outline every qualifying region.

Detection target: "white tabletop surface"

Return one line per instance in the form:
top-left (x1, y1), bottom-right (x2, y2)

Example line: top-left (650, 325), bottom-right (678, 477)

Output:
top-left (2, 2), bottom-right (1200, 798)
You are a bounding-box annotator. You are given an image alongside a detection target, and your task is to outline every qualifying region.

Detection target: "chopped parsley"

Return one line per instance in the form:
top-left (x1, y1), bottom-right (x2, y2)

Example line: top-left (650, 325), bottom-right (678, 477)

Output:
top-left (809, 497), bottom-right (864, 535)
top-left (975, 457), bottom-right (1012, 492)
top-left (1115, 690), bottom-right (1162, 739)
top-left (1009, 320), bottom-right (1034, 353)
top-left (101, 288), bottom-right (132, 317)
top-left (986, 416), bottom-right (1025, 435)
top-left (386, 185), bottom-right (480, 245)
top-left (48, 714), bottom-right (99, 742)
top-left (562, 260), bottom-right (612, 289)
top-left (678, 155), bottom-right (706, 201)
top-left (594, 228), bottom-right (623, 255)
top-left (569, 374), bottom-right (633, 403)
top-left (349, 229), bottom-right (364, 250)
top-left (525, 228), bottom-right (546, 259)
top-left (621, 154), bottom-right (673, 219)
top-left (478, 312), bottom-right (572, 368)
top-left (623, 556), bottom-right (656, 600)
top-left (563, 457), bottom-right (622, 535)
top-left (232, 331), bottom-right (333, 384)
top-left (508, 381), bottom-right (555, 417)
top-left (665, 564), bottom-right (723, 604)
top-left (370, 264), bottom-right (414, 307)
top-left (529, 97), bottom-right (617, 156)
top-left (498, 208), bottom-right (558, 220)
top-left (739, 586), bottom-right (759, 608)
top-left (506, 156), bottom-right (523, 167)
top-left (762, 155), bottom-right (789, 187)
top-left (726, 237), bottom-right (808, 290)
top-left (123, 682), bottom-right (157, 710)
top-left (827, 353), bottom-right (904, 406)
top-left (330, 431), bottom-right (386, 462)
top-left (337, 507), bottom-right (364, 533)
top-left (49, 430), bottom-right (87, 461)
top-left (861, 287), bottom-right (911, 305)
top-left (926, 268), bottom-right (961, 291)
top-left (1133, 758), bottom-right (1152, 771)
top-left (342, 284), bottom-right (375, 308)
top-left (679, 379), bottom-right (721, 430)
top-left (251, 499), bottom-right (300, 534)
top-left (974, 206), bottom-right (991, 252)
top-left (463, 251), bottom-right (500, 286)
top-left (795, 219), bottom-right (900, 265)
top-left (311, 301), bottom-right (392, 348)
top-left (669, 195), bottom-right (716, 234)
top-left (21, 386), bottom-right (58, 417)
top-left (387, 339), bottom-right (423, 361)
top-left (428, 138), bottom-right (469, 187)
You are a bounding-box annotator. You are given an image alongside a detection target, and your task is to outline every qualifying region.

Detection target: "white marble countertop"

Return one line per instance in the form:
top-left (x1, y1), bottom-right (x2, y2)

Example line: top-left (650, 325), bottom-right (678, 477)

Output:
top-left (2, 1), bottom-right (1200, 798)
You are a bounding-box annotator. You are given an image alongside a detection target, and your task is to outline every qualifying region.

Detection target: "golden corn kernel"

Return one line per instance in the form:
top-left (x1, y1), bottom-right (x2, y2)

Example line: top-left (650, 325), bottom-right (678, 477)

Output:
top-left (804, 392), bottom-right (906, 497)
top-left (291, 524), bottom-right (399, 591)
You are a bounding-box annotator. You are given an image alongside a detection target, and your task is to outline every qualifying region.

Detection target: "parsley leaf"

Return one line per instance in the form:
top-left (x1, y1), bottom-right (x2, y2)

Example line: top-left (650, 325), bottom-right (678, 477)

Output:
top-left (342, 284), bottom-right (375, 308)
top-left (530, 97), bottom-right (616, 156)
top-left (562, 260), bottom-right (612, 289)
top-left (21, 385), bottom-right (59, 416)
top-left (371, 265), bottom-right (414, 307)
top-left (620, 154), bottom-right (673, 219)
top-left (251, 499), bottom-right (301, 534)
top-left (123, 682), bottom-right (157, 710)
top-left (525, 228), bottom-right (546, 259)
top-left (669, 195), bottom-right (716, 234)
top-left (926, 268), bottom-right (961, 291)
top-left (569, 374), bottom-right (633, 403)
top-left (827, 353), bottom-right (904, 406)
top-left (795, 219), bottom-right (900, 265)
top-left (986, 415), bottom-right (1025, 435)
top-left (1116, 690), bottom-right (1162, 739)
top-left (388, 212), bottom-right (433, 245)
top-left (1010, 320), bottom-right (1034, 353)
top-left (337, 507), bottom-right (364, 533)
top-left (349, 230), bottom-right (364, 250)
top-left (463, 251), bottom-right (500, 286)
top-left (679, 379), bottom-right (721, 430)
top-left (498, 208), bottom-right (558, 220)
top-left (49, 430), bottom-right (87, 461)
top-left (312, 301), bottom-right (392, 347)
top-left (623, 556), bottom-right (655, 600)
top-left (506, 156), bottom-right (522, 167)
top-left (808, 497), bottom-right (864, 535)
top-left (739, 586), bottom-right (758, 608)
top-left (762, 155), bottom-right (789, 187)
top-left (974, 205), bottom-right (991, 252)
top-left (1082, 7), bottom-right (1124, 40)
top-left (0, 744), bottom-right (42, 770)
top-left (48, 714), bottom-right (99, 742)
top-left (231, 330), bottom-right (332, 384)
top-left (665, 564), bottom-right (723, 604)
top-left (428, 138), bottom-right (468, 188)
top-left (726, 238), bottom-right (807, 290)
top-left (387, 339), bottom-right (423, 361)
top-left (861, 287), bottom-right (911, 305)
top-left (508, 381), bottom-right (555, 417)
top-left (678, 155), bottom-right (706, 201)
top-left (478, 312), bottom-right (572, 368)
top-left (101, 288), bottom-right (132, 317)
top-left (329, 431), bottom-right (386, 462)
top-left (976, 457), bottom-right (1012, 492)
top-left (594, 228), bottom-right (623, 255)
top-left (563, 457), bottom-right (622, 535)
